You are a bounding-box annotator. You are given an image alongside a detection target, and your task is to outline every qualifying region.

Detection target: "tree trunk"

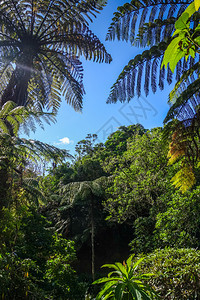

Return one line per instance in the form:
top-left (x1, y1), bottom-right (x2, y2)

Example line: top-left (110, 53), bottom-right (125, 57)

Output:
top-left (91, 195), bottom-right (95, 281)
top-left (0, 55), bottom-right (33, 107)
top-left (0, 159), bottom-right (9, 213)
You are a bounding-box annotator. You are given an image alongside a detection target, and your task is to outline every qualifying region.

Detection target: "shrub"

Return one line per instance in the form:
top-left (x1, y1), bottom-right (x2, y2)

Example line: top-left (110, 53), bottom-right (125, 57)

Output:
top-left (136, 248), bottom-right (200, 299)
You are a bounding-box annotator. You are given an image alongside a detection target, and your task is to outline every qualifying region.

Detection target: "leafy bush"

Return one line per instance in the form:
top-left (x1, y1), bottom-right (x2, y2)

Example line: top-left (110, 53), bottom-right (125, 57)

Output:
top-left (0, 206), bottom-right (86, 299)
top-left (136, 248), bottom-right (200, 299)
top-left (155, 187), bottom-right (200, 248)
top-left (0, 252), bottom-right (42, 299)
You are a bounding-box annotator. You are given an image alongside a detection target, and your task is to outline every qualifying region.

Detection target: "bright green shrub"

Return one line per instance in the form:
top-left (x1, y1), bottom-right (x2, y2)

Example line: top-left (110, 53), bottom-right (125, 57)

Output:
top-left (136, 248), bottom-right (200, 299)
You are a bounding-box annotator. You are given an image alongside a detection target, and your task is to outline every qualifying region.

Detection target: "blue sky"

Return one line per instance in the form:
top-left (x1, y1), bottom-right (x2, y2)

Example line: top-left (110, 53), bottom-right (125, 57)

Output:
top-left (27, 0), bottom-right (172, 154)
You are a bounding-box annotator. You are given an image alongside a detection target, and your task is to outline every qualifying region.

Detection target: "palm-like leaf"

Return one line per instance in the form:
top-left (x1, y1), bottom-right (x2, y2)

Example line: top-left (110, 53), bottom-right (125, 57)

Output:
top-left (93, 255), bottom-right (159, 300)
top-left (0, 0), bottom-right (111, 112)
top-left (0, 101), bottom-right (56, 135)
top-left (106, 0), bottom-right (200, 124)
top-left (0, 101), bottom-right (72, 177)
top-left (106, 0), bottom-right (191, 44)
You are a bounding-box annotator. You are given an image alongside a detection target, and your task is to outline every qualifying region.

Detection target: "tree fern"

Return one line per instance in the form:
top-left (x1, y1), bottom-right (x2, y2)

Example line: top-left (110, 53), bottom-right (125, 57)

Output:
top-left (106, 0), bottom-right (200, 124)
top-left (0, 0), bottom-right (111, 112)
top-left (171, 165), bottom-right (196, 192)
top-left (0, 101), bottom-right (72, 208)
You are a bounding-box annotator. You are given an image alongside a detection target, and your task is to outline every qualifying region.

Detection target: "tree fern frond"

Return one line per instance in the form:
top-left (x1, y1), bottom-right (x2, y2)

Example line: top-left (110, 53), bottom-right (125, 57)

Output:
top-left (169, 62), bottom-right (200, 104)
top-left (164, 113), bottom-right (200, 192)
top-left (38, 51), bottom-right (84, 112)
top-left (107, 43), bottom-right (168, 103)
top-left (40, 24), bottom-right (112, 64)
top-left (0, 101), bottom-right (56, 136)
top-left (14, 137), bottom-right (72, 163)
top-left (168, 128), bottom-right (187, 165)
top-left (164, 79), bottom-right (200, 123)
top-left (134, 17), bottom-right (177, 48)
top-left (22, 177), bottom-right (47, 206)
top-left (106, 0), bottom-right (192, 44)
top-left (171, 164), bottom-right (196, 193)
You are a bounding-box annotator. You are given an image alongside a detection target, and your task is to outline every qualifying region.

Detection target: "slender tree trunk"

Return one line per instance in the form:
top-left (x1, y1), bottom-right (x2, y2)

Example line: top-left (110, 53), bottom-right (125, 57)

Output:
top-left (91, 195), bottom-right (95, 281)
top-left (0, 159), bottom-right (9, 213)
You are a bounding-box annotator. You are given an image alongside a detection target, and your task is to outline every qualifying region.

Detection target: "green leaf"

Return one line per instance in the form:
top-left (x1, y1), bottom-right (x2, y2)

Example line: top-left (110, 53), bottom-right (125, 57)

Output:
top-left (139, 290), bottom-right (153, 300)
top-left (131, 257), bottom-right (145, 272)
top-left (175, 12), bottom-right (190, 30)
top-left (127, 282), bottom-right (140, 299)
top-left (162, 36), bottom-right (182, 71)
top-left (184, 2), bottom-right (196, 17)
top-left (115, 262), bottom-right (128, 278)
top-left (93, 277), bottom-right (119, 285)
top-left (126, 254), bottom-right (135, 269)
top-left (114, 283), bottom-right (125, 300)
top-left (169, 48), bottom-right (185, 73)
top-left (194, 36), bottom-right (200, 46)
top-left (194, 0), bottom-right (200, 11)
top-left (95, 281), bottom-right (115, 300)
top-left (102, 263), bottom-right (119, 270)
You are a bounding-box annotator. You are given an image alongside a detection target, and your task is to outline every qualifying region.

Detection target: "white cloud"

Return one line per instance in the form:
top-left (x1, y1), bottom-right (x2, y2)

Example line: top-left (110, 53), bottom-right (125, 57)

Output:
top-left (59, 137), bottom-right (70, 144)
top-left (54, 137), bottom-right (73, 146)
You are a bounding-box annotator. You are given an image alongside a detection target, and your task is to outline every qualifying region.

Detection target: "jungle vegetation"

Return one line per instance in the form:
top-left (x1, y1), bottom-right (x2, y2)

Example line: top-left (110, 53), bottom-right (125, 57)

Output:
top-left (0, 0), bottom-right (200, 299)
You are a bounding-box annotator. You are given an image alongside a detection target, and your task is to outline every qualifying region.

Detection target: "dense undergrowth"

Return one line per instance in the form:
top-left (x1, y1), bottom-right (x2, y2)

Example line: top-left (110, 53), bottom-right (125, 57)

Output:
top-left (1, 124), bottom-right (200, 299)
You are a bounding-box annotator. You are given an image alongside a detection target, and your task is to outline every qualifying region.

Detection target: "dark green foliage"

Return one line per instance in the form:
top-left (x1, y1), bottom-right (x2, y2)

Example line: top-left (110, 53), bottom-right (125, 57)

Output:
top-left (103, 124), bottom-right (145, 156)
top-left (0, 102), bottom-right (71, 210)
top-left (99, 124), bottom-right (146, 174)
top-left (0, 205), bottom-right (85, 299)
top-left (4, 123), bottom-right (200, 298)
top-left (0, 253), bottom-right (41, 299)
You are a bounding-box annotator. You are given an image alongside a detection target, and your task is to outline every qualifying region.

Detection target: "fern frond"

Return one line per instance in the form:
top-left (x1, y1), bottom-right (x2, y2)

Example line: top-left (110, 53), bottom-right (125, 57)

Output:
top-left (0, 101), bottom-right (56, 136)
top-left (23, 177), bottom-right (47, 206)
top-left (106, 0), bottom-right (192, 44)
top-left (171, 164), bottom-right (196, 193)
top-left (134, 17), bottom-right (177, 47)
top-left (168, 62), bottom-right (200, 103)
top-left (164, 78), bottom-right (200, 123)
top-left (164, 115), bottom-right (200, 192)
top-left (107, 42), bottom-right (168, 103)
top-left (168, 131), bottom-right (187, 165)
